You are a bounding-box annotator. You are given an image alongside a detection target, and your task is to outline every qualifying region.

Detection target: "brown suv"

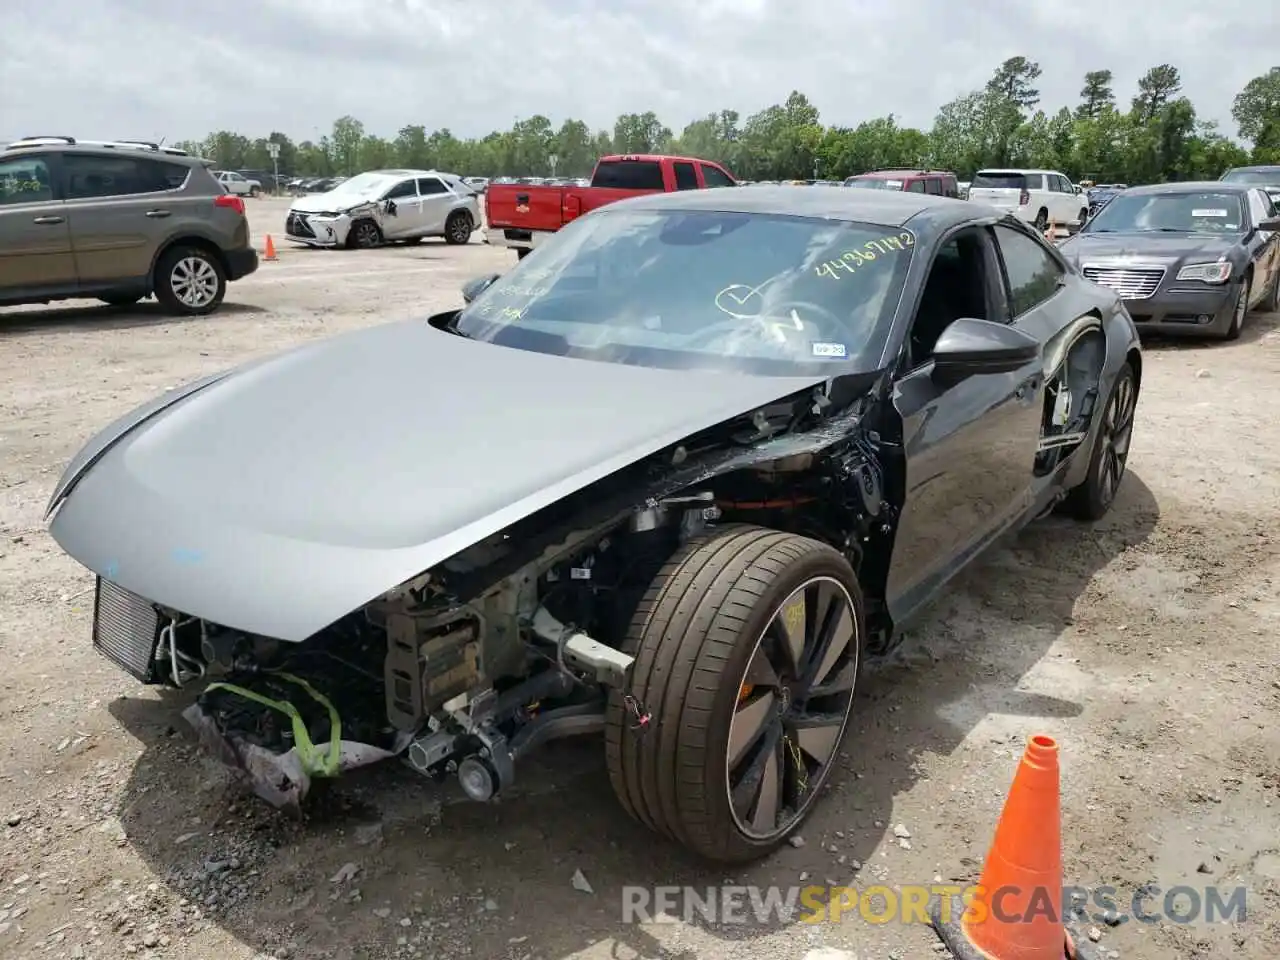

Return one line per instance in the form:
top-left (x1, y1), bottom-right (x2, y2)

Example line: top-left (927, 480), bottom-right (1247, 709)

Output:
top-left (843, 169), bottom-right (961, 198)
top-left (0, 136), bottom-right (258, 315)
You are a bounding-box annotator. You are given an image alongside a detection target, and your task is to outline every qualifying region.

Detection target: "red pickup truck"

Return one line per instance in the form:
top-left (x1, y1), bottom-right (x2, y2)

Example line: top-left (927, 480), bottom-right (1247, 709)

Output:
top-left (483, 154), bottom-right (738, 258)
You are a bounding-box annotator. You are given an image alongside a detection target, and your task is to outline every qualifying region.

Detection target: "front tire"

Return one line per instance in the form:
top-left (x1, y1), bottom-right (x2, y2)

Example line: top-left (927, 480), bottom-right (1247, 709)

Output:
top-left (1260, 266), bottom-right (1280, 314)
top-left (153, 246), bottom-right (226, 316)
top-left (1223, 274), bottom-right (1250, 341)
top-left (1061, 361), bottom-right (1138, 521)
top-left (348, 219), bottom-right (383, 249)
top-left (606, 525), bottom-right (863, 863)
top-left (1034, 208), bottom-right (1049, 233)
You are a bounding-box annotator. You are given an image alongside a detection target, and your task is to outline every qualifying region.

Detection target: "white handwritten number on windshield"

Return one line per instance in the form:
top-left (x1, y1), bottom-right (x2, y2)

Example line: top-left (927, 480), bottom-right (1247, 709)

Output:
top-left (816, 232), bottom-right (913, 280)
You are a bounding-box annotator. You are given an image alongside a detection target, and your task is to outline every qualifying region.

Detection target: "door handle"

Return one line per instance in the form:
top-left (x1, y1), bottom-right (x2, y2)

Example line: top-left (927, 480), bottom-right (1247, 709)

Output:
top-left (145, 210), bottom-right (171, 218)
top-left (32, 215), bottom-right (64, 224)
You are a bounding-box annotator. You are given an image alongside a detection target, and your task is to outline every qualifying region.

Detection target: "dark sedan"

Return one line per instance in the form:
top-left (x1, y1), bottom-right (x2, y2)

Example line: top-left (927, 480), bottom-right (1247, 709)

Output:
top-left (1059, 182), bottom-right (1280, 339)
top-left (46, 187), bottom-right (1141, 863)
top-left (1220, 165), bottom-right (1280, 208)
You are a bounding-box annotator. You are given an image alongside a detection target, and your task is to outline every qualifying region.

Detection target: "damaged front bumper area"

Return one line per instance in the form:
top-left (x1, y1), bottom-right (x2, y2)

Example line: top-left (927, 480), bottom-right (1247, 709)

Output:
top-left (93, 577), bottom-right (411, 812)
top-left (182, 672), bottom-right (412, 815)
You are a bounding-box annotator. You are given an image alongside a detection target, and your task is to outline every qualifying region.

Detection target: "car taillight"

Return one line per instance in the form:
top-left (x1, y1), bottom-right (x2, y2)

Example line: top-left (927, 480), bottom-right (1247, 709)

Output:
top-left (1019, 188), bottom-right (1030, 206)
top-left (214, 194), bottom-right (245, 216)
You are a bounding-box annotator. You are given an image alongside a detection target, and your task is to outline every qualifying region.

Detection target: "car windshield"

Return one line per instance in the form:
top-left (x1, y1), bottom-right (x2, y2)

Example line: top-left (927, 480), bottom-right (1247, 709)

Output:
top-left (972, 172), bottom-right (1026, 189)
top-left (846, 178), bottom-right (903, 191)
top-left (452, 208), bottom-right (915, 376)
top-left (1221, 169), bottom-right (1280, 186)
top-left (1084, 191), bottom-right (1245, 234)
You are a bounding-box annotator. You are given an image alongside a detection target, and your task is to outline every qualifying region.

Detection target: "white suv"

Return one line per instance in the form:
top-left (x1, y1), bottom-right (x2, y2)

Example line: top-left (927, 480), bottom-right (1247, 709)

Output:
top-left (214, 170), bottom-right (262, 197)
top-left (968, 169), bottom-right (1089, 232)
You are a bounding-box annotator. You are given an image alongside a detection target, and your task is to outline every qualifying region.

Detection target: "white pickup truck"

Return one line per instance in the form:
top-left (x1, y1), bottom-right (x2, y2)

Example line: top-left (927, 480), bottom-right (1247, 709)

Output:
top-left (214, 170), bottom-right (263, 197)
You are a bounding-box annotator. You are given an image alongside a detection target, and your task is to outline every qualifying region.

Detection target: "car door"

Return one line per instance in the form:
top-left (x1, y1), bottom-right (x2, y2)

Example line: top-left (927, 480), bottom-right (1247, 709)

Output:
top-left (1245, 188), bottom-right (1279, 303)
top-left (379, 178), bottom-right (422, 240)
top-left (416, 176), bottom-right (454, 234)
top-left (1057, 175), bottom-right (1084, 223)
top-left (0, 151), bottom-right (76, 293)
top-left (885, 225), bottom-right (1044, 623)
top-left (62, 152), bottom-right (179, 286)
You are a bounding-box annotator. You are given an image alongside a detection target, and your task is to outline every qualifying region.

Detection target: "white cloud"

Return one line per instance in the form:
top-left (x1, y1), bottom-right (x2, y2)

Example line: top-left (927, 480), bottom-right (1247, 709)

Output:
top-left (0, 0), bottom-right (1270, 145)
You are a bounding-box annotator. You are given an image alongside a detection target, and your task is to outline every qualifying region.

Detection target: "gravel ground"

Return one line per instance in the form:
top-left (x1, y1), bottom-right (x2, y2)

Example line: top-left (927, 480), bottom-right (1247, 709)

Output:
top-left (1, 198), bottom-right (1278, 960)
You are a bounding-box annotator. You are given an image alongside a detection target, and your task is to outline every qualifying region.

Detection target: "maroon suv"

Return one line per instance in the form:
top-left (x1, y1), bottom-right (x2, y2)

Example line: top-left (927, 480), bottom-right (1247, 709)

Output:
top-left (844, 169), bottom-right (960, 198)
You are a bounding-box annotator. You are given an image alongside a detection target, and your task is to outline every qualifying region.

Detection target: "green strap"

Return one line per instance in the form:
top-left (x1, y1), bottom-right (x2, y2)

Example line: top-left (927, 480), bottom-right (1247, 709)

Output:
top-left (205, 670), bottom-right (342, 778)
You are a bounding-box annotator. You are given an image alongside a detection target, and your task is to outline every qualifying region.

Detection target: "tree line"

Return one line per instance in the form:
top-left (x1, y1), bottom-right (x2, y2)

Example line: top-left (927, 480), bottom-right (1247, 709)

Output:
top-left (175, 60), bottom-right (1280, 185)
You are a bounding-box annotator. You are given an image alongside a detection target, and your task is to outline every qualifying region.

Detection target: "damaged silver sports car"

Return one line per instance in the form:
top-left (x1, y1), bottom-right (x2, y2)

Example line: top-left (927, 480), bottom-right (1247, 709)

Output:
top-left (47, 186), bottom-right (1142, 863)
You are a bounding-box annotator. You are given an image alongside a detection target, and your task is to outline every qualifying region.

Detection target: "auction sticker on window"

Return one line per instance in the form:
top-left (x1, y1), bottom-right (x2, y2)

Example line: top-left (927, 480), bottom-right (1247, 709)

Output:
top-left (1191, 209), bottom-right (1229, 217)
top-left (811, 341), bottom-right (847, 358)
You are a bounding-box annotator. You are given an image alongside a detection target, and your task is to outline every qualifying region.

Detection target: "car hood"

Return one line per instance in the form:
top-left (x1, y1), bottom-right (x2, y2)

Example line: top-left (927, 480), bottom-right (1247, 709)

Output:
top-left (1065, 231), bottom-right (1240, 263)
top-left (290, 190), bottom-right (378, 214)
top-left (47, 321), bottom-right (827, 642)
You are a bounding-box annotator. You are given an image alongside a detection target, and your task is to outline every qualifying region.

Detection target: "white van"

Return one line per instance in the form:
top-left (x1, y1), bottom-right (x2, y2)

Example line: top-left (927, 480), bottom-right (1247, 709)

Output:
top-left (968, 169), bottom-right (1089, 231)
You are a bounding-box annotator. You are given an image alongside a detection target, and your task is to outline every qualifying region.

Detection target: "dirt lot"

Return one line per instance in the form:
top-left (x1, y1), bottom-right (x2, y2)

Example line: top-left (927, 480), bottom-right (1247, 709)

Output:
top-left (1, 197), bottom-right (1278, 960)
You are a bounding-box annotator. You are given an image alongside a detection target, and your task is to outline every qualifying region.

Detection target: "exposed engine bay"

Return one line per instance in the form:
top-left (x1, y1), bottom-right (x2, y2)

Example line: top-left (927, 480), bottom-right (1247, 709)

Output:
top-left (108, 383), bottom-right (896, 813)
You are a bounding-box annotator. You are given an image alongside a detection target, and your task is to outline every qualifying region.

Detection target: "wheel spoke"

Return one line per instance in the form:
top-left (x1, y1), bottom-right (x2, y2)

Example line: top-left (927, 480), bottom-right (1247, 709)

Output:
top-left (789, 713), bottom-right (846, 767)
top-left (748, 744), bottom-right (783, 833)
top-left (742, 645), bottom-right (781, 689)
top-left (727, 691), bottom-right (775, 769)
top-left (797, 582), bottom-right (850, 696)
top-left (775, 588), bottom-right (807, 675)
top-left (809, 660), bottom-right (857, 699)
top-left (730, 718), bottom-right (783, 825)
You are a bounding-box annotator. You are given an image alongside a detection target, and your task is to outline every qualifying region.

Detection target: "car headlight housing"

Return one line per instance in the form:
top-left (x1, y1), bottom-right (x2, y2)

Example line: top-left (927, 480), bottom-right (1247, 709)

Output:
top-left (1175, 261), bottom-right (1232, 284)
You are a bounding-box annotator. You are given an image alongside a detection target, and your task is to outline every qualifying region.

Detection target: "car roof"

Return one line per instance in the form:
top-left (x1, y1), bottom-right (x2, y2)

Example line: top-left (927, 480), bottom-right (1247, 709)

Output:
top-left (1123, 180), bottom-right (1251, 196)
top-left (850, 170), bottom-right (954, 179)
top-left (1, 137), bottom-right (199, 162)
top-left (1225, 165), bottom-right (1280, 173)
top-left (608, 184), bottom-right (983, 231)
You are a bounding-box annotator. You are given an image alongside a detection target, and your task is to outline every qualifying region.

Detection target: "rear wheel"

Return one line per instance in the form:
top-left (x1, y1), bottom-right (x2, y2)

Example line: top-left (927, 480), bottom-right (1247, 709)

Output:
top-left (444, 211), bottom-right (472, 245)
top-left (153, 246), bottom-right (226, 316)
top-left (1034, 208), bottom-right (1049, 232)
top-left (605, 525), bottom-right (863, 863)
top-left (515, 248), bottom-right (531, 261)
top-left (1061, 361), bottom-right (1138, 521)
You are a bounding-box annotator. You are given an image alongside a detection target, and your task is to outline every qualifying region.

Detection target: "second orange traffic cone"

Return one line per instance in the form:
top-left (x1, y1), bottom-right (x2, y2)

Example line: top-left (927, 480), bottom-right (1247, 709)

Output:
top-left (264, 234), bottom-right (278, 261)
top-left (931, 734), bottom-right (1097, 960)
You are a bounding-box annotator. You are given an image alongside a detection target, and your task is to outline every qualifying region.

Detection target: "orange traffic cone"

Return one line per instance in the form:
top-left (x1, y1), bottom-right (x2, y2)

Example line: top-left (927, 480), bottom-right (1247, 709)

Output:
top-left (264, 235), bottom-right (278, 261)
top-left (931, 734), bottom-right (1098, 959)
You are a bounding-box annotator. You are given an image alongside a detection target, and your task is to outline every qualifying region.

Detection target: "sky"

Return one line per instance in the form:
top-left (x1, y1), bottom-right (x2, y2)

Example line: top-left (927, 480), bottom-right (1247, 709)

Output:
top-left (1, 0), bottom-right (1272, 147)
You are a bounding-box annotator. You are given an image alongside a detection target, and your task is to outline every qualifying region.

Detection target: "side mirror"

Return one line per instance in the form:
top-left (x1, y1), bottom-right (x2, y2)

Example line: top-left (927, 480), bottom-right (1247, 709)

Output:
top-left (930, 317), bottom-right (1041, 387)
top-left (1257, 217), bottom-right (1280, 231)
top-left (461, 272), bottom-right (500, 304)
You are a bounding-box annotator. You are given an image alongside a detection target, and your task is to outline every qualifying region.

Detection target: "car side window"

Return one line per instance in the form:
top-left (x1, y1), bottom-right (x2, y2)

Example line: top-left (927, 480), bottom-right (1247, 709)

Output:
top-left (700, 164), bottom-right (735, 188)
top-left (993, 224), bottom-right (1064, 318)
top-left (905, 179), bottom-right (926, 193)
top-left (142, 159), bottom-right (190, 191)
top-left (907, 228), bottom-right (995, 369)
top-left (673, 162), bottom-right (698, 191)
top-left (417, 177), bottom-right (448, 195)
top-left (0, 155), bottom-right (55, 205)
top-left (1246, 189), bottom-right (1269, 226)
top-left (385, 179), bottom-right (418, 200)
top-left (924, 177), bottom-right (943, 196)
top-left (64, 155), bottom-right (165, 199)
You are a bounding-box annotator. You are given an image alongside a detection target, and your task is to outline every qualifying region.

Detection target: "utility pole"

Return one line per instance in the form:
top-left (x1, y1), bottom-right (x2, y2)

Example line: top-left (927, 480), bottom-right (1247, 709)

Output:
top-left (267, 140), bottom-right (280, 194)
